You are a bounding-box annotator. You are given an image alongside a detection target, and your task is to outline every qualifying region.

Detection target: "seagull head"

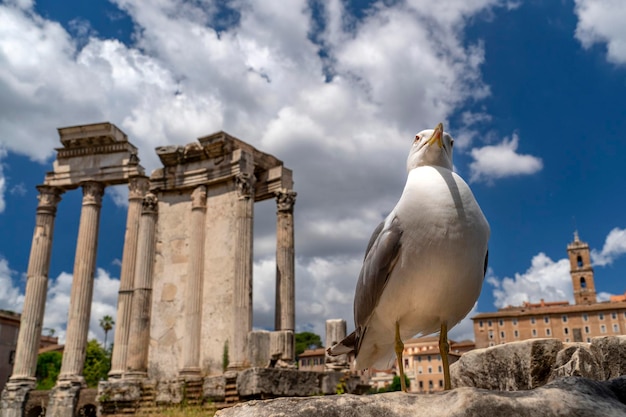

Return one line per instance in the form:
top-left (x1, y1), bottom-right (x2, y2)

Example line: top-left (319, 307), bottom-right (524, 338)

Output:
top-left (406, 122), bottom-right (454, 172)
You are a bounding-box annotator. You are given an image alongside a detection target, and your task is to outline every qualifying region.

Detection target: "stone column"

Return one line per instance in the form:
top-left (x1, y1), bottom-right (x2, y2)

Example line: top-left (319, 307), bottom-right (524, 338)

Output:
top-left (180, 185), bottom-right (207, 377)
top-left (109, 176), bottom-right (149, 378)
top-left (229, 172), bottom-right (255, 369)
top-left (126, 193), bottom-right (158, 378)
top-left (274, 190), bottom-right (296, 332)
top-left (58, 181), bottom-right (104, 384)
top-left (325, 319), bottom-right (349, 370)
top-left (1, 186), bottom-right (62, 417)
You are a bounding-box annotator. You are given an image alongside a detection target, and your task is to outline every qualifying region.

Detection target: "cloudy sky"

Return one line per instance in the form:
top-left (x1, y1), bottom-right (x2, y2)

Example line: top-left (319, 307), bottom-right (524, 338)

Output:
top-left (1, 0), bottom-right (626, 346)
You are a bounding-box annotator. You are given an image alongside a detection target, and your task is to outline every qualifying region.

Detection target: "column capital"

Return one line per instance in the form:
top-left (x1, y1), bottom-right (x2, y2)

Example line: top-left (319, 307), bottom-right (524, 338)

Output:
top-left (235, 173), bottom-right (255, 200)
top-left (35, 185), bottom-right (64, 215)
top-left (191, 185), bottom-right (207, 209)
top-left (275, 190), bottom-right (297, 213)
top-left (142, 192), bottom-right (159, 214)
top-left (81, 182), bottom-right (104, 207)
top-left (128, 176), bottom-right (150, 200)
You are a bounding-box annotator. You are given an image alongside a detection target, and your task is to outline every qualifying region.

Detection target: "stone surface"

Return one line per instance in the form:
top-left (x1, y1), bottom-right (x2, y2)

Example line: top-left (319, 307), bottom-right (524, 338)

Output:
top-left (451, 338), bottom-right (563, 390)
top-left (215, 376), bottom-right (626, 417)
top-left (451, 336), bottom-right (626, 391)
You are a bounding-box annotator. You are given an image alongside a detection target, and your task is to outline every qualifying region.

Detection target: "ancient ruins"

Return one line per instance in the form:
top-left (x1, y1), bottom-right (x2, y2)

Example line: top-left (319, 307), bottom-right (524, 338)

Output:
top-left (0, 122), bottom-right (305, 416)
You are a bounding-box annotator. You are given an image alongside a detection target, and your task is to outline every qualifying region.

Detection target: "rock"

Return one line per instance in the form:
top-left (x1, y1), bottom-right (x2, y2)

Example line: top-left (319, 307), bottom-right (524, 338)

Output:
top-left (237, 368), bottom-right (326, 398)
top-left (452, 336), bottom-right (626, 390)
top-left (215, 376), bottom-right (626, 417)
top-left (450, 338), bottom-right (563, 390)
top-left (591, 336), bottom-right (626, 380)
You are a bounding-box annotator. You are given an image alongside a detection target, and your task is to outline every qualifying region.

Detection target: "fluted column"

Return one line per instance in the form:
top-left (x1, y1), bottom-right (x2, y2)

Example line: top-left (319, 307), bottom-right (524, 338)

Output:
top-left (275, 190), bottom-right (296, 332)
top-left (109, 176), bottom-right (149, 378)
top-left (58, 181), bottom-right (104, 384)
top-left (229, 173), bottom-right (255, 369)
top-left (9, 186), bottom-right (63, 383)
top-left (180, 185), bottom-right (207, 377)
top-left (126, 193), bottom-right (158, 378)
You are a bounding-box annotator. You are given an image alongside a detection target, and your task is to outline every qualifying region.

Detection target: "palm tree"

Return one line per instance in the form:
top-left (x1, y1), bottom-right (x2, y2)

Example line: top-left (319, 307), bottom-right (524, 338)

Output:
top-left (99, 315), bottom-right (115, 352)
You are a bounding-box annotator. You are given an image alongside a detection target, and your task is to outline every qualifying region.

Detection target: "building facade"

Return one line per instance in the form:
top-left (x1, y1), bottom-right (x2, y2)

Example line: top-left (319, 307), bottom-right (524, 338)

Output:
top-left (473, 233), bottom-right (626, 348)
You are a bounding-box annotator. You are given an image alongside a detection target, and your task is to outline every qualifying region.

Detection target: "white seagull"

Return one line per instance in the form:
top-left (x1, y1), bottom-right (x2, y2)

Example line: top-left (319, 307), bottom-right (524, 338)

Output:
top-left (328, 123), bottom-right (490, 391)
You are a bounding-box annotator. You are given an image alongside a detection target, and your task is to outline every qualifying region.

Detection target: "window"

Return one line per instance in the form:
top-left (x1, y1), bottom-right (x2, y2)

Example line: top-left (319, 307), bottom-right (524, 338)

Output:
top-left (479, 320), bottom-right (483, 328)
top-left (580, 277), bottom-right (586, 288)
top-left (428, 381), bottom-right (434, 390)
top-left (586, 337), bottom-right (591, 342)
top-left (585, 326), bottom-right (590, 334)
top-left (562, 315), bottom-right (568, 323)
top-left (577, 255), bottom-right (583, 267)
top-left (417, 356), bottom-right (422, 362)
top-left (544, 316), bottom-right (550, 324)
top-left (600, 325), bottom-right (606, 334)
top-left (599, 313), bottom-right (605, 320)
top-left (438, 365), bottom-right (442, 373)
top-left (565, 338), bottom-right (570, 342)
top-left (428, 366), bottom-right (433, 374)
top-left (439, 380), bottom-right (443, 388)
top-left (531, 317), bottom-right (536, 324)
top-left (419, 381), bottom-right (423, 389)
top-left (500, 331), bottom-right (505, 339)
top-left (404, 358), bottom-right (409, 367)
top-left (564, 328), bottom-right (569, 335)
top-left (611, 312), bottom-right (617, 320)
top-left (613, 324), bottom-right (619, 333)
top-left (514, 330), bottom-right (519, 338)
top-left (418, 366), bottom-right (423, 374)
top-left (488, 320), bottom-right (492, 327)
top-left (532, 329), bottom-right (537, 337)
top-left (583, 314), bottom-right (588, 322)
top-left (427, 355), bottom-right (432, 362)
top-left (545, 328), bottom-right (551, 336)
top-left (488, 331), bottom-right (494, 340)
top-left (512, 318), bottom-right (518, 325)
top-left (499, 319), bottom-right (504, 326)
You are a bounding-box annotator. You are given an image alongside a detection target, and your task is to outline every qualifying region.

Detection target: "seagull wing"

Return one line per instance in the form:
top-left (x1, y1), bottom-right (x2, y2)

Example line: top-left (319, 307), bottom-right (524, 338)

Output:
top-left (328, 216), bottom-right (403, 357)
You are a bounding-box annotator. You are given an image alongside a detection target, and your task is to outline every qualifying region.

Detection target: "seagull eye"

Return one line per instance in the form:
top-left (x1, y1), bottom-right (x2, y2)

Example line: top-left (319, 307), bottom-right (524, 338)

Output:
top-left (450, 139), bottom-right (454, 147)
top-left (415, 135), bottom-right (421, 142)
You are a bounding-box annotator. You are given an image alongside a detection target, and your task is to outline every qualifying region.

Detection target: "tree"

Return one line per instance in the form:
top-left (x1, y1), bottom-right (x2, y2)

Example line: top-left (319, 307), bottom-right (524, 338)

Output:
top-left (99, 315), bottom-right (115, 351)
top-left (388, 374), bottom-right (410, 392)
top-left (36, 351), bottom-right (62, 390)
top-left (83, 339), bottom-right (110, 387)
top-left (295, 332), bottom-right (323, 358)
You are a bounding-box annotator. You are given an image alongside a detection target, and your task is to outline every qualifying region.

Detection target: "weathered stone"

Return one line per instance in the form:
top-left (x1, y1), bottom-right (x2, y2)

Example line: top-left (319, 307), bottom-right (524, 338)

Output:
top-left (236, 368), bottom-right (325, 398)
top-left (451, 338), bottom-right (563, 390)
top-left (215, 376), bottom-right (626, 417)
top-left (550, 343), bottom-right (602, 381)
top-left (591, 336), bottom-right (626, 380)
top-left (203, 375), bottom-right (226, 402)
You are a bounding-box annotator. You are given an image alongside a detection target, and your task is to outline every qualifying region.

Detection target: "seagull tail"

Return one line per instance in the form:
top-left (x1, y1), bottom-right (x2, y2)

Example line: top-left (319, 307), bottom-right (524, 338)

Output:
top-left (327, 331), bottom-right (357, 356)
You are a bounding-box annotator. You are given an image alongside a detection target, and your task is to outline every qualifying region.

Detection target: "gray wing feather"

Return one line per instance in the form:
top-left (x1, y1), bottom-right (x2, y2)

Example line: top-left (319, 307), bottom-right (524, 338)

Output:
top-left (352, 216), bottom-right (403, 355)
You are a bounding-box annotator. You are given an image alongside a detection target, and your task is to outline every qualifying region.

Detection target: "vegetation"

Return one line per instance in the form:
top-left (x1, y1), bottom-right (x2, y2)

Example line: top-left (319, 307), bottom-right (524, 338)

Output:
top-left (222, 341), bottom-right (229, 371)
top-left (99, 315), bottom-right (115, 351)
top-left (387, 375), bottom-right (411, 392)
top-left (83, 339), bottom-right (111, 387)
top-left (295, 332), bottom-right (323, 358)
top-left (36, 351), bottom-right (62, 390)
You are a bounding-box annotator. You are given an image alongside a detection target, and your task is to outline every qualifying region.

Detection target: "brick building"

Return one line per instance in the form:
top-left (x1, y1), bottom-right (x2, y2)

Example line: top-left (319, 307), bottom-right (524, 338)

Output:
top-left (473, 233), bottom-right (626, 348)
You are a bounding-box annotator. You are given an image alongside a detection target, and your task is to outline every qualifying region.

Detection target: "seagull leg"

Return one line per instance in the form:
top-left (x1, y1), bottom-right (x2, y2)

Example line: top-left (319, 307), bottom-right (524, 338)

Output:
top-left (439, 322), bottom-right (451, 390)
top-left (395, 321), bottom-right (407, 392)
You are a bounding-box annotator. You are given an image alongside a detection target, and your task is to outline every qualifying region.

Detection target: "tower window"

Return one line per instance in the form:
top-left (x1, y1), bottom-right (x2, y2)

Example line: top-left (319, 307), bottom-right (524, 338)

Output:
top-left (580, 277), bottom-right (587, 288)
top-left (577, 256), bottom-right (583, 267)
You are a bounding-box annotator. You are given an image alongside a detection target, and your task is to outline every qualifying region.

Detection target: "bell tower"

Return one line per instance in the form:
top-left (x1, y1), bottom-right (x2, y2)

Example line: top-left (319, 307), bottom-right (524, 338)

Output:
top-left (567, 231), bottom-right (596, 305)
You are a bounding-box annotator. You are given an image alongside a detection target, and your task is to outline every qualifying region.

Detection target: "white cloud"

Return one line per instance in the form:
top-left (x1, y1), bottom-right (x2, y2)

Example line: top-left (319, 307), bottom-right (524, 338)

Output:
top-left (0, 257), bottom-right (24, 312)
top-left (43, 268), bottom-right (119, 344)
top-left (469, 133), bottom-right (543, 183)
top-left (488, 253), bottom-right (572, 308)
top-left (591, 227), bottom-right (626, 266)
top-left (574, 0), bottom-right (626, 65)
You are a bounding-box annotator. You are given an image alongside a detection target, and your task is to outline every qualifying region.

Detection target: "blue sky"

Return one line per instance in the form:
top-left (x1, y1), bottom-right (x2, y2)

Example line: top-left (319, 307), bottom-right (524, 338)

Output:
top-left (1, 0), bottom-right (626, 344)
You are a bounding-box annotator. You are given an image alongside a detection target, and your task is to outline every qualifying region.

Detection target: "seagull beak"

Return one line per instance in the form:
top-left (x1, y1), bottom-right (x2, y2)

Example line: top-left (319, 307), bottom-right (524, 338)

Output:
top-left (426, 123), bottom-right (444, 148)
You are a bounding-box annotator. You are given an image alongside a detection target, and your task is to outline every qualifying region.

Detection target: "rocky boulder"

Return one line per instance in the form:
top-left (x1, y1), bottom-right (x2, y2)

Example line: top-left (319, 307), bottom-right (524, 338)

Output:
top-left (451, 336), bottom-right (626, 390)
top-left (215, 376), bottom-right (626, 417)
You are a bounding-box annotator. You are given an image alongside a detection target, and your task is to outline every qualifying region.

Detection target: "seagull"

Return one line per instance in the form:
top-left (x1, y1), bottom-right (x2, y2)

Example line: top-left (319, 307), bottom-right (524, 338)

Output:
top-left (328, 123), bottom-right (489, 391)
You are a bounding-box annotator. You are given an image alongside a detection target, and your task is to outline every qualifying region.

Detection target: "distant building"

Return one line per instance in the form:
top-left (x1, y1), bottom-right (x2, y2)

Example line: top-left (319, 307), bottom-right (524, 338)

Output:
top-left (0, 310), bottom-right (59, 392)
top-left (298, 348), bottom-right (326, 372)
top-left (472, 233), bottom-right (626, 348)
